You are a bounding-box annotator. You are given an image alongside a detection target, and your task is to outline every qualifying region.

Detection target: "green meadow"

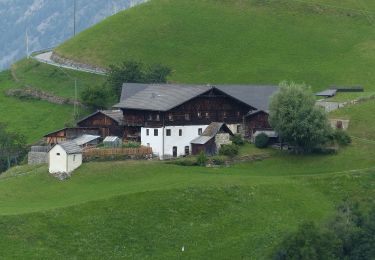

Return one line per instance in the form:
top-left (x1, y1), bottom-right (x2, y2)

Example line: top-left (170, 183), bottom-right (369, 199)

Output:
top-left (0, 99), bottom-right (374, 258)
top-left (0, 59), bottom-right (105, 143)
top-left (0, 0), bottom-right (374, 258)
top-left (56, 0), bottom-right (375, 91)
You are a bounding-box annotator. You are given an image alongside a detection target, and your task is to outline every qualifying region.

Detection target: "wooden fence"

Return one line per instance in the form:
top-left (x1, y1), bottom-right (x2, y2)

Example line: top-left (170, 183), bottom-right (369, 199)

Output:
top-left (83, 147), bottom-right (153, 161)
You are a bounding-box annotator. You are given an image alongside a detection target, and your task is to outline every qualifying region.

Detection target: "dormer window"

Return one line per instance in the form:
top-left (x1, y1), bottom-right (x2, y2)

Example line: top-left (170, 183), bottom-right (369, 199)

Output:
top-left (237, 111), bottom-right (241, 117)
top-left (147, 114), bottom-right (152, 121)
top-left (205, 112), bottom-right (209, 119)
top-left (222, 111), bottom-right (227, 118)
top-left (197, 111), bottom-right (201, 118)
top-left (185, 113), bottom-right (190, 121)
top-left (168, 113), bottom-right (173, 121)
top-left (156, 114), bottom-right (160, 121)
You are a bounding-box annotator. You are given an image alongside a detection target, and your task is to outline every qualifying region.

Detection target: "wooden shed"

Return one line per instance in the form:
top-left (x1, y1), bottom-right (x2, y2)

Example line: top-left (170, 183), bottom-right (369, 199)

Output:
top-left (191, 122), bottom-right (233, 155)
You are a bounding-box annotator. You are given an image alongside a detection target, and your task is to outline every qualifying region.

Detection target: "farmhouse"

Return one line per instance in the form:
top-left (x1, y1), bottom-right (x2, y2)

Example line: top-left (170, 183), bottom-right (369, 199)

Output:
top-left (48, 141), bottom-right (82, 174)
top-left (44, 83), bottom-right (277, 159)
top-left (111, 83), bottom-right (277, 158)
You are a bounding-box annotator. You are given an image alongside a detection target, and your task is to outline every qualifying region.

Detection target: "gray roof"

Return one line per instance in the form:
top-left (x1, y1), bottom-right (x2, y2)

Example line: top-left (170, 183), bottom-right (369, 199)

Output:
top-left (190, 136), bottom-right (212, 145)
top-left (76, 110), bottom-right (124, 125)
top-left (215, 85), bottom-right (278, 112)
top-left (73, 135), bottom-right (101, 146)
top-left (58, 141), bottom-right (82, 154)
top-left (103, 136), bottom-right (121, 142)
top-left (316, 89), bottom-right (337, 97)
top-left (114, 83), bottom-right (211, 111)
top-left (201, 122), bottom-right (233, 137)
top-left (114, 83), bottom-right (278, 112)
top-left (190, 122), bottom-right (233, 145)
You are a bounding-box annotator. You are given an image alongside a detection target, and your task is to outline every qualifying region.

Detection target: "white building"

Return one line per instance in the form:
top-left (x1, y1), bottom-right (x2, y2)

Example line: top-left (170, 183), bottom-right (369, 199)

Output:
top-left (49, 141), bottom-right (82, 174)
top-left (141, 125), bottom-right (209, 158)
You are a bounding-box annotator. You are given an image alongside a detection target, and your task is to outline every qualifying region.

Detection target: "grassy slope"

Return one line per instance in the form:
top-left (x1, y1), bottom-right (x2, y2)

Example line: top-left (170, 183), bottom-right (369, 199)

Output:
top-left (0, 60), bottom-right (105, 143)
top-left (0, 99), bottom-right (374, 258)
top-left (12, 59), bottom-right (105, 100)
top-left (56, 0), bottom-right (375, 91)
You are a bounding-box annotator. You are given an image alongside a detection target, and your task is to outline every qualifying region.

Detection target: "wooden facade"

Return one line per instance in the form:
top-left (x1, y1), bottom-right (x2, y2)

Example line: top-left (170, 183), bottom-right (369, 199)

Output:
top-left (44, 127), bottom-right (99, 145)
top-left (77, 112), bottom-right (124, 138)
top-left (121, 88), bottom-right (254, 138)
top-left (245, 111), bottom-right (271, 137)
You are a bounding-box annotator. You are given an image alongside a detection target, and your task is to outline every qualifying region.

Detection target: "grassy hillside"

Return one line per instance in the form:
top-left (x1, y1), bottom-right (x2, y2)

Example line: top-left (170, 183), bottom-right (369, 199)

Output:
top-left (0, 98), bottom-right (374, 258)
top-left (0, 60), bottom-right (104, 143)
top-left (56, 0), bottom-right (375, 91)
top-left (0, 152), bottom-right (374, 258)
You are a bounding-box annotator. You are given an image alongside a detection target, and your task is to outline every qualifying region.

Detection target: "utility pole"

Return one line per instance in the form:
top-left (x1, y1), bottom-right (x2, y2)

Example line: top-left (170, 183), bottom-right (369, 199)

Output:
top-left (74, 79), bottom-right (78, 120)
top-left (25, 29), bottom-right (30, 59)
top-left (73, 0), bottom-right (77, 36)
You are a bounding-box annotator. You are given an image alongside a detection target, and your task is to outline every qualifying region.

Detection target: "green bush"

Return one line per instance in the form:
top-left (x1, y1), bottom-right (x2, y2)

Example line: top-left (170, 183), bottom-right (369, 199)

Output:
top-left (168, 159), bottom-right (198, 167)
top-left (332, 129), bottom-right (351, 146)
top-left (219, 144), bottom-right (239, 157)
top-left (255, 133), bottom-right (269, 148)
top-left (196, 151), bottom-right (208, 166)
top-left (210, 156), bottom-right (226, 165)
top-left (231, 134), bottom-right (245, 146)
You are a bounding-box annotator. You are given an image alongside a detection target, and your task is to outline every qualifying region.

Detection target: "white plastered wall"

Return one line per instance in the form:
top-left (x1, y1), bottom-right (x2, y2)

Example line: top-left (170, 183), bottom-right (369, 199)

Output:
top-left (141, 125), bottom-right (209, 159)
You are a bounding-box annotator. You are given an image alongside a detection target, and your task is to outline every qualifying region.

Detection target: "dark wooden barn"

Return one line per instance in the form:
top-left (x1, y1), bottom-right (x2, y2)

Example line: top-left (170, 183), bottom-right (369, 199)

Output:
top-left (76, 110), bottom-right (125, 138)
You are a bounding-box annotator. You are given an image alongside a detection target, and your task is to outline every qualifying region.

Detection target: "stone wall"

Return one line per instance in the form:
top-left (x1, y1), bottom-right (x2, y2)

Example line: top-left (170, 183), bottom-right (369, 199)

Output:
top-left (215, 133), bottom-right (232, 150)
top-left (51, 52), bottom-right (107, 74)
top-left (28, 152), bottom-right (48, 165)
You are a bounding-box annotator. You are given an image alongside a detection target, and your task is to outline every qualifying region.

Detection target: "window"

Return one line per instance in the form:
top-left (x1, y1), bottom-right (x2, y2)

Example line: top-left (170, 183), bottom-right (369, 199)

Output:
top-left (198, 128), bottom-right (203, 135)
top-left (156, 114), bottom-right (160, 121)
top-left (154, 129), bottom-right (158, 136)
top-left (237, 125), bottom-right (241, 134)
top-left (56, 153), bottom-right (60, 156)
top-left (179, 129), bottom-right (182, 136)
top-left (237, 111), bottom-right (241, 117)
top-left (185, 113), bottom-right (190, 121)
top-left (147, 114), bottom-right (152, 121)
top-left (185, 146), bottom-right (190, 155)
top-left (197, 111), bottom-right (202, 118)
top-left (146, 129), bottom-right (150, 136)
top-left (166, 129), bottom-right (171, 136)
top-left (222, 111), bottom-right (227, 118)
top-left (205, 112), bottom-right (210, 119)
top-left (147, 143), bottom-right (150, 147)
top-left (168, 113), bottom-right (173, 121)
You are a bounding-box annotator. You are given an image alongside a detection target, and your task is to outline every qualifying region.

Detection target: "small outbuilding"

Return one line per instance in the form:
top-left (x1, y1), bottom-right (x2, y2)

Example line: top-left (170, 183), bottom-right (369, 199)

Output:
top-left (191, 122), bottom-right (233, 155)
top-left (73, 134), bottom-right (101, 148)
top-left (103, 136), bottom-right (122, 148)
top-left (49, 141), bottom-right (82, 174)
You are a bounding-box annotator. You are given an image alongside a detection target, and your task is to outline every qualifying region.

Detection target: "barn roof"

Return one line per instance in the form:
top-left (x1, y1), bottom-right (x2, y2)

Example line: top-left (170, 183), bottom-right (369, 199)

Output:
top-left (215, 85), bottom-right (278, 112)
top-left (76, 110), bottom-right (124, 125)
top-left (114, 84), bottom-right (211, 111)
top-left (114, 83), bottom-right (278, 112)
top-left (190, 122), bottom-right (233, 145)
top-left (58, 141), bottom-right (82, 154)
